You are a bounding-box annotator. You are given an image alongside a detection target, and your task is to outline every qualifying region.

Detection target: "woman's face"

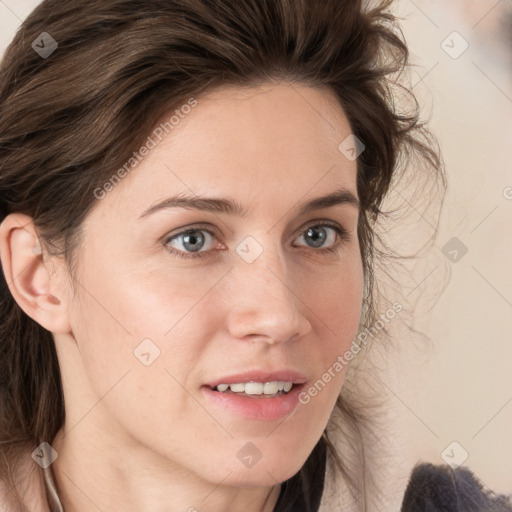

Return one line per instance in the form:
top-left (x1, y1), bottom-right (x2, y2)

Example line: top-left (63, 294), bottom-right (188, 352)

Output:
top-left (59, 81), bottom-right (364, 487)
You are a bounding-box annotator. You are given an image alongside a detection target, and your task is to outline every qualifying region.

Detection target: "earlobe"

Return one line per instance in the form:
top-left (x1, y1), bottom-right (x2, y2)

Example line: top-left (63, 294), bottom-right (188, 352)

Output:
top-left (0, 213), bottom-right (71, 334)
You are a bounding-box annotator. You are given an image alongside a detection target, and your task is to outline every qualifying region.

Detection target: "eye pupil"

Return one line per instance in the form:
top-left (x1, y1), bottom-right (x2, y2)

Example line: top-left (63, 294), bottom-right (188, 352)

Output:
top-left (183, 231), bottom-right (204, 252)
top-left (305, 227), bottom-right (327, 248)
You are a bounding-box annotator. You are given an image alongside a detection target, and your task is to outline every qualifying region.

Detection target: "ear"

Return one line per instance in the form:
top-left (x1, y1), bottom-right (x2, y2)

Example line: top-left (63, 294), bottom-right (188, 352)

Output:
top-left (0, 213), bottom-right (71, 333)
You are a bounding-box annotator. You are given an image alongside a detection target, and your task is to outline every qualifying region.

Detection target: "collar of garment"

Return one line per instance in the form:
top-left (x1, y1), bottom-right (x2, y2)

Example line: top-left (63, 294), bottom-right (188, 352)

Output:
top-left (42, 465), bottom-right (64, 512)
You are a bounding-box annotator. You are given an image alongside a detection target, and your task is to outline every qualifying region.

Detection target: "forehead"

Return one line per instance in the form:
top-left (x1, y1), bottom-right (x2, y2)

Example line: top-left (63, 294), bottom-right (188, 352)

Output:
top-left (92, 81), bottom-right (358, 221)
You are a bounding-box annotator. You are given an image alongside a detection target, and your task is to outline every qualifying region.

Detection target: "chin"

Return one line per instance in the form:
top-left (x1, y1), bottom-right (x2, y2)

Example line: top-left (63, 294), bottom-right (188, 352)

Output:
top-left (218, 442), bottom-right (312, 488)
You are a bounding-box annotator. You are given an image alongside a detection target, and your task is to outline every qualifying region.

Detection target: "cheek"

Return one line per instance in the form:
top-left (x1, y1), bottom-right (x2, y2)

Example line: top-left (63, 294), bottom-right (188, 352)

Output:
top-left (67, 259), bottom-right (225, 394)
top-left (65, 268), bottom-right (208, 448)
top-left (303, 254), bottom-right (364, 342)
top-left (296, 256), bottom-right (364, 398)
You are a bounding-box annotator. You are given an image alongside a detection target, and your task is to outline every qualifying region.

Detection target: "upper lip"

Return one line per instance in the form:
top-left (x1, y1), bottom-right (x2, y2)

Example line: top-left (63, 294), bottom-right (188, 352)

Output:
top-left (204, 369), bottom-right (308, 389)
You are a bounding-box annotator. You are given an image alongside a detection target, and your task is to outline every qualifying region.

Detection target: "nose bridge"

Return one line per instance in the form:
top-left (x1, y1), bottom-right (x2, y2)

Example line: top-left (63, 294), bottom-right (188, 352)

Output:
top-left (226, 234), bottom-right (311, 343)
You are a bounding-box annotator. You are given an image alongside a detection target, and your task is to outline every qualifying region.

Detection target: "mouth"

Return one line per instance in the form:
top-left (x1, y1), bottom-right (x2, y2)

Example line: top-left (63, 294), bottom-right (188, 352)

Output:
top-left (201, 370), bottom-right (308, 420)
top-left (208, 381), bottom-right (300, 398)
top-left (201, 381), bottom-right (307, 421)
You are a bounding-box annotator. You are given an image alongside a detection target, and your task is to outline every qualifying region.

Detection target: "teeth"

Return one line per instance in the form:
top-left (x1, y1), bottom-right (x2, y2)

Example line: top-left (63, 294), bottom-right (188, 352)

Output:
top-left (214, 381), bottom-right (295, 395)
top-left (245, 382), bottom-right (264, 394)
top-left (263, 382), bottom-right (279, 394)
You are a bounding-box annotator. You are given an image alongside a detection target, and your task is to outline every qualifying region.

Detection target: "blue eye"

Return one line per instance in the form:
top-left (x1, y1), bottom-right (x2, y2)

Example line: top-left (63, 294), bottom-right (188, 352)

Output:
top-left (296, 224), bottom-right (343, 250)
top-left (164, 227), bottom-right (216, 259)
top-left (164, 222), bottom-right (350, 260)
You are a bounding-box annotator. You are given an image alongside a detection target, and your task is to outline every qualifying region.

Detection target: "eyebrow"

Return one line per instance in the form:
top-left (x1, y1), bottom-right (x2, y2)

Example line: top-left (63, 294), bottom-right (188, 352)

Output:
top-left (138, 187), bottom-right (360, 219)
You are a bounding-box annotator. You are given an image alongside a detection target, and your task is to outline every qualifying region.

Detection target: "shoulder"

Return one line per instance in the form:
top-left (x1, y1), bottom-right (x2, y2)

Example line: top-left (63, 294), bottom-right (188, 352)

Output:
top-left (401, 462), bottom-right (512, 512)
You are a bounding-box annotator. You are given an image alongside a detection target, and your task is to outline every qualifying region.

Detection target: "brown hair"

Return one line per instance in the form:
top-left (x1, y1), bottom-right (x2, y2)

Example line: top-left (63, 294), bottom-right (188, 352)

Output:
top-left (0, 0), bottom-right (445, 510)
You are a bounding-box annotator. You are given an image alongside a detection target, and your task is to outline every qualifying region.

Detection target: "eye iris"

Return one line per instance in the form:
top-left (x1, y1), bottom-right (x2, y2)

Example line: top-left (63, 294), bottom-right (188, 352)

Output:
top-left (305, 227), bottom-right (327, 248)
top-left (182, 230), bottom-right (205, 252)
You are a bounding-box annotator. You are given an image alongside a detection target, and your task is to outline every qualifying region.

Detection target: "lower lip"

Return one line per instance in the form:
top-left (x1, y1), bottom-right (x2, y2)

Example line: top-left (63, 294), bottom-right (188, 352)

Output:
top-left (201, 384), bottom-right (306, 421)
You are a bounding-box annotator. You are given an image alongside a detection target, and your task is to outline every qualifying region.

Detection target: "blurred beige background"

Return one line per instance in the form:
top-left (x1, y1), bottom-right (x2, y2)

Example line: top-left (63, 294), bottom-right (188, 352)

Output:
top-left (381, 0), bottom-right (512, 506)
top-left (1, 0), bottom-right (511, 507)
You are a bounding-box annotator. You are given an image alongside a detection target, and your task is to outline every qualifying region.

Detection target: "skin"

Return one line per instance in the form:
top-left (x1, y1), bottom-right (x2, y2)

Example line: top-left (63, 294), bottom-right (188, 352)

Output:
top-left (0, 81), bottom-right (364, 512)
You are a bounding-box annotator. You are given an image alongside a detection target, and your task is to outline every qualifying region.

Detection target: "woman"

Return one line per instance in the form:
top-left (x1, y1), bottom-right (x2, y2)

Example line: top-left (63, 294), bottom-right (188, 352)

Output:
top-left (0, 0), bottom-right (510, 511)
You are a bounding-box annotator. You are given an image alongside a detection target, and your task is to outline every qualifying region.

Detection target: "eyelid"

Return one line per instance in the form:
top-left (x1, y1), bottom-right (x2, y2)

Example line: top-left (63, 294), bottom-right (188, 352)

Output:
top-left (294, 216), bottom-right (351, 237)
top-left (162, 223), bottom-right (220, 243)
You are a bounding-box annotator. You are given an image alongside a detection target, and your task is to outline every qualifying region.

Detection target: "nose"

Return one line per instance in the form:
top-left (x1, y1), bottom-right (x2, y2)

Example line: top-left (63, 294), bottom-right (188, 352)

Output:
top-left (225, 246), bottom-right (312, 345)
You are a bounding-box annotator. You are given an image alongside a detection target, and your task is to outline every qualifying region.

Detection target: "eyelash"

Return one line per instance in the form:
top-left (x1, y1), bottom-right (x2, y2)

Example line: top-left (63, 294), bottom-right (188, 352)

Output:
top-left (163, 222), bottom-right (351, 260)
